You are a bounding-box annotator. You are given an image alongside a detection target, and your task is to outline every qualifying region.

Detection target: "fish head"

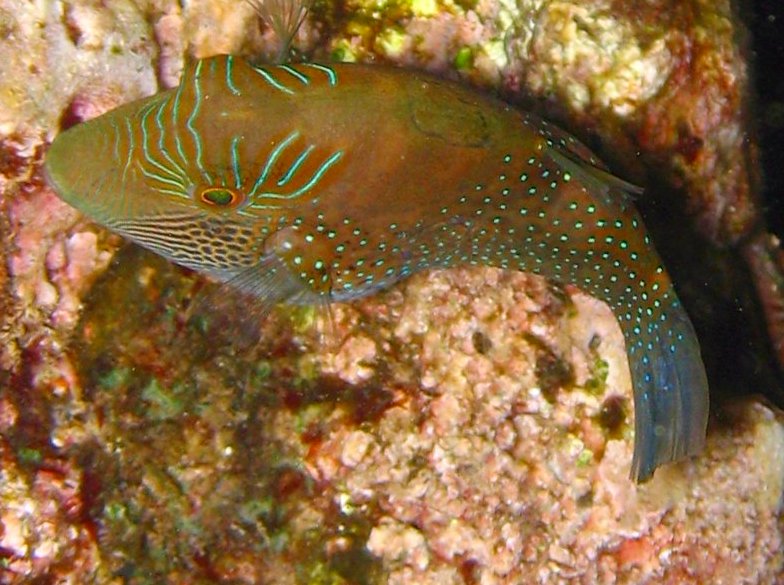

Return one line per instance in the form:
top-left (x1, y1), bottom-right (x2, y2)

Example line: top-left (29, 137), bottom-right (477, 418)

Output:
top-left (43, 73), bottom-right (286, 280)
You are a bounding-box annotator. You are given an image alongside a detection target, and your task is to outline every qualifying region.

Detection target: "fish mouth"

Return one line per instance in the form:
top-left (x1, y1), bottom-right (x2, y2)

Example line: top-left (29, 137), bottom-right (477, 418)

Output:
top-left (44, 122), bottom-right (115, 217)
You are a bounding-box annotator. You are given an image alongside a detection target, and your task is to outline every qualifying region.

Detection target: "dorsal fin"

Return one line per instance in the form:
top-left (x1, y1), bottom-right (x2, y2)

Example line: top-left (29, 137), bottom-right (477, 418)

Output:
top-left (526, 113), bottom-right (643, 210)
top-left (545, 146), bottom-right (643, 211)
top-left (246, 0), bottom-right (313, 64)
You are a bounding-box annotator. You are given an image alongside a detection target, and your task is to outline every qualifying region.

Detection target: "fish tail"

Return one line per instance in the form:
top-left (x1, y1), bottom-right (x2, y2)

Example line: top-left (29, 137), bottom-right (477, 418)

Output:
top-left (627, 297), bottom-right (709, 481)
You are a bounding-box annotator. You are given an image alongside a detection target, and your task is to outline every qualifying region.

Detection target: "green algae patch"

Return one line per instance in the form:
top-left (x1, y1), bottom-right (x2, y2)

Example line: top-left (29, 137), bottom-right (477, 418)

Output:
top-left (63, 245), bottom-right (388, 582)
top-left (98, 366), bottom-right (132, 390)
top-left (454, 45), bottom-right (474, 70)
top-left (141, 378), bottom-right (191, 421)
top-left (376, 26), bottom-right (408, 59)
top-left (584, 355), bottom-right (610, 395)
top-left (16, 446), bottom-right (43, 466)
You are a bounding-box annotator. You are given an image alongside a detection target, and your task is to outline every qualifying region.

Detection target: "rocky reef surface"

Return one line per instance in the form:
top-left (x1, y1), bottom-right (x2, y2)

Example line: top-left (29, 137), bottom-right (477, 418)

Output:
top-left (1, 1), bottom-right (782, 583)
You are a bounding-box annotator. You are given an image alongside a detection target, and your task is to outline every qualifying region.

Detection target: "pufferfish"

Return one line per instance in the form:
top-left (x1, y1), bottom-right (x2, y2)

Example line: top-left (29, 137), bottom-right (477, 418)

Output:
top-left (44, 54), bottom-right (709, 481)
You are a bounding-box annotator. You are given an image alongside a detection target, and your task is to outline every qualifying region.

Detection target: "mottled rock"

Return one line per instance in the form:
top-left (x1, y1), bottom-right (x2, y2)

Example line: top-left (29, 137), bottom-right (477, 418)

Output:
top-left (1, 1), bottom-right (782, 584)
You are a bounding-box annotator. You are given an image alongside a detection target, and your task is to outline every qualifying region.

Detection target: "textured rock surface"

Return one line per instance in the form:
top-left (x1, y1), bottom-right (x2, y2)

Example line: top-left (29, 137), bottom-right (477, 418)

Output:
top-left (1, 1), bottom-right (782, 583)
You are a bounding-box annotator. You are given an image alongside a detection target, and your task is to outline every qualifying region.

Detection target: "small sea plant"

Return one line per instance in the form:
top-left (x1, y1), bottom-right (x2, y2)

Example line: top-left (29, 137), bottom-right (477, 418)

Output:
top-left (246, 0), bottom-right (313, 63)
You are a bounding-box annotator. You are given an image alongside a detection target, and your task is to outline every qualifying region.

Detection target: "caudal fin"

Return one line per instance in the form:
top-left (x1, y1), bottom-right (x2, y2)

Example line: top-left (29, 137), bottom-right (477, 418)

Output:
top-left (627, 299), bottom-right (709, 481)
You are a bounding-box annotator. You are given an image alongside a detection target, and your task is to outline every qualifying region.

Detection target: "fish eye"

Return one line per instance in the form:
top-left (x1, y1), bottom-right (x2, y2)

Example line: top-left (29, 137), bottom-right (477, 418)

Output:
top-left (198, 187), bottom-right (245, 208)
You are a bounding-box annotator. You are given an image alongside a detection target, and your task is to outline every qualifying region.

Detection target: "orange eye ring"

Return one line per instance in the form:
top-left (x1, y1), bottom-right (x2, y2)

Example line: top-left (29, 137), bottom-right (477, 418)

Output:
top-left (198, 186), bottom-right (245, 208)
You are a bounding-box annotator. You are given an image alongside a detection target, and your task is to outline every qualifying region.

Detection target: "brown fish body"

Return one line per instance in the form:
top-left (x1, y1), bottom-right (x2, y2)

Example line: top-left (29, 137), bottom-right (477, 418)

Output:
top-left (45, 55), bottom-right (709, 480)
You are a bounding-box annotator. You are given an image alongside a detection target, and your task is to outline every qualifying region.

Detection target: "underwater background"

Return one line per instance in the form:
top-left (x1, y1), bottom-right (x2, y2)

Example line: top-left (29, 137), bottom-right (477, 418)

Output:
top-left (1, 0), bottom-right (783, 583)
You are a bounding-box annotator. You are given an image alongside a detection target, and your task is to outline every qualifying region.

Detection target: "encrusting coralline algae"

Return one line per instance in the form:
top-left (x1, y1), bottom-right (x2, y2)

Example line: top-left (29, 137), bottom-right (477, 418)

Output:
top-left (1, 0), bottom-right (783, 583)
